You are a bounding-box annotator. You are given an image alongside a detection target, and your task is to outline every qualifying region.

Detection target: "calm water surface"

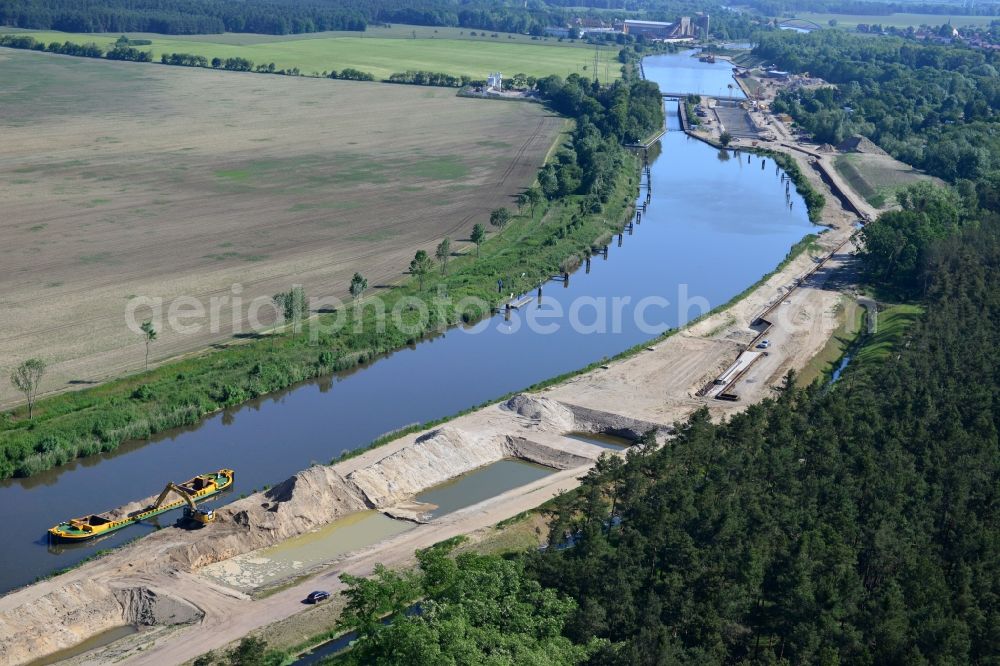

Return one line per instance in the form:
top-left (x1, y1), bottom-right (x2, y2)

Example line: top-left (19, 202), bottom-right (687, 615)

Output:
top-left (0, 54), bottom-right (815, 593)
top-left (415, 460), bottom-right (554, 519)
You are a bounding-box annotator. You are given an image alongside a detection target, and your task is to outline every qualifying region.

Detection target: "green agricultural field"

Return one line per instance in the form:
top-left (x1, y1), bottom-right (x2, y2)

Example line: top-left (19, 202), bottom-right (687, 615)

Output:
top-left (4, 24), bottom-right (620, 80)
top-left (787, 12), bottom-right (995, 29)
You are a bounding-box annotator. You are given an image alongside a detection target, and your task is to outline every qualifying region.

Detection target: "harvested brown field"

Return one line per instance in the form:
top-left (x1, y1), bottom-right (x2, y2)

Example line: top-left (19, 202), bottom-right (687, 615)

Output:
top-left (0, 49), bottom-right (563, 403)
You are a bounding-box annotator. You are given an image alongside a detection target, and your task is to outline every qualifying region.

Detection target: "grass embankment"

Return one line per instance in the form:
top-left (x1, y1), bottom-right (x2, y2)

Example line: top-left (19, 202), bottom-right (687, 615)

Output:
top-left (834, 154), bottom-right (885, 207)
top-left (834, 153), bottom-right (937, 210)
top-left (3, 27), bottom-right (619, 80)
top-left (798, 301), bottom-right (924, 387)
top-left (0, 148), bottom-right (640, 479)
top-left (854, 303), bottom-right (924, 366)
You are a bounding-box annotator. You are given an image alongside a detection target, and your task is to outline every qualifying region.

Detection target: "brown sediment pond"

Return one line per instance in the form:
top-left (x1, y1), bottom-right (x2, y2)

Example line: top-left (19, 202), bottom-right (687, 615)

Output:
top-left (200, 510), bottom-right (413, 592)
top-left (25, 624), bottom-right (138, 666)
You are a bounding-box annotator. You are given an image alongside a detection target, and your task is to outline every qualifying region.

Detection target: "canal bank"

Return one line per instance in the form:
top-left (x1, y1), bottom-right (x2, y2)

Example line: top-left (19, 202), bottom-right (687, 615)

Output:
top-left (0, 53), bottom-right (869, 666)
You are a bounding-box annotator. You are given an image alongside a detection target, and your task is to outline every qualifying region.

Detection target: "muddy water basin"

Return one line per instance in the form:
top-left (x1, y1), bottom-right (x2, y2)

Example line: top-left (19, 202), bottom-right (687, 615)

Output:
top-left (25, 624), bottom-right (139, 666)
top-left (200, 511), bottom-right (413, 592)
top-left (565, 431), bottom-right (634, 451)
top-left (414, 459), bottom-right (555, 520)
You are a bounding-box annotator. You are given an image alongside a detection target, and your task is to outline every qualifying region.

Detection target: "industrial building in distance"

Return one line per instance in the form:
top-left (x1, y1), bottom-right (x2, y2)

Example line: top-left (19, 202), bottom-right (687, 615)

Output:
top-left (545, 14), bottom-right (710, 41)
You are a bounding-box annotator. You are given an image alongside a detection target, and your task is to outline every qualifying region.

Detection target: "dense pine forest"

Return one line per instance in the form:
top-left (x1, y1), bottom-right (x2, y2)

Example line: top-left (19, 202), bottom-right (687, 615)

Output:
top-left (748, 0), bottom-right (1000, 17)
top-left (0, 0), bottom-right (566, 35)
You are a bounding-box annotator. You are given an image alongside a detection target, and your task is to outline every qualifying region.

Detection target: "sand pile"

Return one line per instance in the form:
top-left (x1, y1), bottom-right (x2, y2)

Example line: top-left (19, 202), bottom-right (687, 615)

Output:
top-left (0, 581), bottom-right (200, 664)
top-left (502, 394), bottom-right (577, 430)
top-left (838, 134), bottom-right (888, 156)
top-left (348, 427), bottom-right (509, 507)
top-left (173, 465), bottom-right (369, 568)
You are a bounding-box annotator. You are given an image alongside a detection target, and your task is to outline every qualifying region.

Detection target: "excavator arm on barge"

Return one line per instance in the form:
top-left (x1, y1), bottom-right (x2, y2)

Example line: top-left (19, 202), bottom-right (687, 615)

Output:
top-left (151, 482), bottom-right (216, 526)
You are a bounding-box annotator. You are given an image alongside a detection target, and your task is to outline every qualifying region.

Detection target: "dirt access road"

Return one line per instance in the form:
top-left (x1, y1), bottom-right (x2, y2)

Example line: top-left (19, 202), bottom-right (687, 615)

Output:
top-left (0, 49), bottom-right (562, 405)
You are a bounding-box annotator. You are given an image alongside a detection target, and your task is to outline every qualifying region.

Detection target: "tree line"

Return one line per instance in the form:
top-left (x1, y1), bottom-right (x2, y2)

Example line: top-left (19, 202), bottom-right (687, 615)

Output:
top-left (0, 0), bottom-right (765, 38)
top-left (0, 0), bottom-right (570, 36)
top-left (757, 30), bottom-right (1000, 183)
top-left (386, 70), bottom-right (469, 87)
top-left (748, 0), bottom-right (1000, 17)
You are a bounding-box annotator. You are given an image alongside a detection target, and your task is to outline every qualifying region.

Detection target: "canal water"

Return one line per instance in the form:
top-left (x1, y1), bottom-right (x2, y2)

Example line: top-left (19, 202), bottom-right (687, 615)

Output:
top-left (1, 51), bottom-right (815, 593)
top-left (643, 49), bottom-right (747, 100)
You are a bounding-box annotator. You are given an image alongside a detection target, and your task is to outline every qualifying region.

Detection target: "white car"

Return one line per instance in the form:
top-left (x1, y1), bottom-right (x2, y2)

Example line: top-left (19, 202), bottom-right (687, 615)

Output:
top-left (756, 339), bottom-right (771, 349)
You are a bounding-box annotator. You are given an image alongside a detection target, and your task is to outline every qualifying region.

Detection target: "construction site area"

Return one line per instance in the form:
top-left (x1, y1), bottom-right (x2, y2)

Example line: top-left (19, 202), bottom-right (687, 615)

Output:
top-left (0, 45), bottom-right (890, 666)
top-left (0, 138), bottom-right (864, 664)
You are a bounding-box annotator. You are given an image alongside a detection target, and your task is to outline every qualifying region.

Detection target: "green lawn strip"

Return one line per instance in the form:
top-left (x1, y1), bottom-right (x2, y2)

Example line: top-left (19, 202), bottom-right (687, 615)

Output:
top-left (4, 29), bottom-right (619, 80)
top-left (0, 157), bottom-right (639, 479)
top-left (853, 304), bottom-right (924, 366)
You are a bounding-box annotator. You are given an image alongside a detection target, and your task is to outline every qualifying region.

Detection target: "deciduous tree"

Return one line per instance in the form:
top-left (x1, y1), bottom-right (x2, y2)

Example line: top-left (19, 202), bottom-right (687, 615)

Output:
top-left (471, 224), bottom-right (486, 258)
top-left (409, 250), bottom-right (433, 289)
top-left (349, 272), bottom-right (368, 302)
top-left (272, 286), bottom-right (307, 335)
top-left (489, 207), bottom-right (511, 230)
top-left (140, 320), bottom-right (156, 371)
top-left (10, 358), bottom-right (46, 420)
top-left (435, 237), bottom-right (451, 274)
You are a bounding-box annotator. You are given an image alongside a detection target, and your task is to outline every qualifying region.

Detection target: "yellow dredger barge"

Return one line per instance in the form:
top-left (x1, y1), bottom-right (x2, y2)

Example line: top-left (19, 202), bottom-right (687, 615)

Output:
top-left (48, 469), bottom-right (234, 541)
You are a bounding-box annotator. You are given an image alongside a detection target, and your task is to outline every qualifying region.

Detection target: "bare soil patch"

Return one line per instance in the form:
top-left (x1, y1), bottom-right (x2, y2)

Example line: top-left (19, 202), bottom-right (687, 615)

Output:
top-left (0, 49), bottom-right (563, 404)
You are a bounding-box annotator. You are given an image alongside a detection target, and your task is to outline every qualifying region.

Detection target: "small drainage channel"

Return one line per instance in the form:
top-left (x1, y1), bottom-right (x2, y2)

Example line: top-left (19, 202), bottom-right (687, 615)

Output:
top-left (26, 625), bottom-right (139, 666)
top-left (830, 353), bottom-right (853, 383)
top-left (201, 511), bottom-right (413, 593)
top-left (564, 431), bottom-right (634, 451)
top-left (414, 459), bottom-right (555, 520)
